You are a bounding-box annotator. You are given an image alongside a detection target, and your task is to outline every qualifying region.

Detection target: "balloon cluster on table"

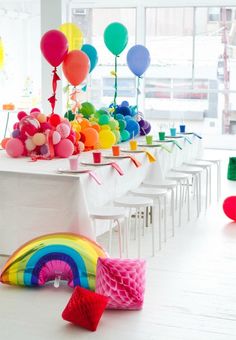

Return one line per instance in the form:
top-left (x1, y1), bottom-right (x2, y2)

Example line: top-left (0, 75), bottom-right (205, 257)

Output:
top-left (1, 21), bottom-right (153, 158)
top-left (1, 108), bottom-right (80, 158)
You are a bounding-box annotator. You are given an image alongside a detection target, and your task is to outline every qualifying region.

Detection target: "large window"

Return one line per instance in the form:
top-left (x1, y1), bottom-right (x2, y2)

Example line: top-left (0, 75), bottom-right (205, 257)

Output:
top-left (145, 6), bottom-right (236, 136)
top-left (71, 7), bottom-right (136, 108)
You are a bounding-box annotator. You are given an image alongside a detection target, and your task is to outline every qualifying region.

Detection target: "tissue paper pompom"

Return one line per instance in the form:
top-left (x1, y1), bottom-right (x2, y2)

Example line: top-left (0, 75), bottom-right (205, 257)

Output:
top-left (49, 114), bottom-right (61, 127)
top-left (32, 133), bottom-right (46, 146)
top-left (56, 123), bottom-right (70, 139)
top-left (40, 144), bottom-right (48, 155)
top-left (40, 122), bottom-right (52, 132)
top-left (17, 111), bottom-right (27, 121)
top-left (1, 138), bottom-right (10, 149)
top-left (25, 138), bottom-right (36, 151)
top-left (95, 258), bottom-right (146, 310)
top-left (55, 139), bottom-right (74, 158)
top-left (13, 122), bottom-right (20, 130)
top-left (6, 138), bottom-right (24, 158)
top-left (30, 108), bottom-right (40, 114)
top-left (12, 129), bottom-right (20, 138)
top-left (62, 286), bottom-right (108, 331)
top-left (37, 113), bottom-right (47, 123)
top-left (77, 141), bottom-right (85, 152)
top-left (52, 131), bottom-right (61, 145)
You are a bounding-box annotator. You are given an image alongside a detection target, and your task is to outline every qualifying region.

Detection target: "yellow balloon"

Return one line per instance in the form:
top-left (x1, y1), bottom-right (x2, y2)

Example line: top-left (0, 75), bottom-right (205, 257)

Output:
top-left (0, 37), bottom-right (4, 70)
top-left (59, 23), bottom-right (83, 51)
top-left (99, 130), bottom-right (116, 149)
top-left (100, 125), bottom-right (111, 130)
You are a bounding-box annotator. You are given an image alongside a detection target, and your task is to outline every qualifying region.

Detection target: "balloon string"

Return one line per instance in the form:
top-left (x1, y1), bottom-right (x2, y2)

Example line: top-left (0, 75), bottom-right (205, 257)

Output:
top-left (136, 76), bottom-right (140, 114)
top-left (70, 87), bottom-right (81, 113)
top-left (114, 55), bottom-right (118, 106)
top-left (48, 67), bottom-right (60, 114)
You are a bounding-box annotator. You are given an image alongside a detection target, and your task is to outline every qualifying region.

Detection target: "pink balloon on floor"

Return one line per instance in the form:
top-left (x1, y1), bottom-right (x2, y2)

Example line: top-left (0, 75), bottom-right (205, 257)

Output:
top-left (223, 196), bottom-right (236, 221)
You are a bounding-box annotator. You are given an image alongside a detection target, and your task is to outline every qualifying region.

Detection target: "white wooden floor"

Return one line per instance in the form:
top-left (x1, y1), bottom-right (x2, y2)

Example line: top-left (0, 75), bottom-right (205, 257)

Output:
top-left (1, 149), bottom-right (236, 340)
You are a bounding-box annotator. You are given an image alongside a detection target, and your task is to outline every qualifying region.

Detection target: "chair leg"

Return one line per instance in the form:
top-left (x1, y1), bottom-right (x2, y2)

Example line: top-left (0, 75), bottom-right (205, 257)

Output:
top-left (152, 205), bottom-right (156, 257)
top-left (115, 219), bottom-right (122, 258)
top-left (179, 180), bottom-right (182, 227)
top-left (108, 220), bottom-right (113, 255)
top-left (158, 200), bottom-right (161, 251)
top-left (205, 168), bottom-right (208, 211)
top-left (163, 196), bottom-right (167, 242)
top-left (187, 178), bottom-right (190, 221)
top-left (170, 188), bottom-right (175, 237)
top-left (137, 208), bottom-right (141, 258)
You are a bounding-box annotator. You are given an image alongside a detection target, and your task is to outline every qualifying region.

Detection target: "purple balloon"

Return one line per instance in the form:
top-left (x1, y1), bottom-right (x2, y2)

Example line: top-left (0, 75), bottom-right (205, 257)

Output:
top-left (12, 129), bottom-right (20, 138)
top-left (127, 45), bottom-right (151, 77)
top-left (140, 121), bottom-right (151, 135)
top-left (138, 119), bottom-right (145, 128)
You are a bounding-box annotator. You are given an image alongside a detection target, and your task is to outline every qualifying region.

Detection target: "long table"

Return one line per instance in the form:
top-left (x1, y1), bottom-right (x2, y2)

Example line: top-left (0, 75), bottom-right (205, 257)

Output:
top-left (0, 135), bottom-right (201, 255)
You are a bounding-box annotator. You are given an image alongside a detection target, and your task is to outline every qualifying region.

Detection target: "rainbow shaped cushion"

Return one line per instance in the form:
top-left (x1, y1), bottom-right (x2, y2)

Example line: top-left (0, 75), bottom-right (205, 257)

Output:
top-left (0, 233), bottom-right (107, 290)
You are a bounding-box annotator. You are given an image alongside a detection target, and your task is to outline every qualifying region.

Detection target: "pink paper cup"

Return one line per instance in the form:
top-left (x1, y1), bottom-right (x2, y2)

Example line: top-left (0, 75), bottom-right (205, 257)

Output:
top-left (69, 156), bottom-right (79, 170)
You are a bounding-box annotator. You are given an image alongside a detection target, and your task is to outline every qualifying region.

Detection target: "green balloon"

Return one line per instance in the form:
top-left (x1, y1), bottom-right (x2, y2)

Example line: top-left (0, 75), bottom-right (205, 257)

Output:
top-left (118, 119), bottom-right (126, 131)
top-left (104, 22), bottom-right (128, 56)
top-left (120, 129), bottom-right (130, 142)
top-left (99, 114), bottom-right (110, 125)
top-left (113, 130), bottom-right (121, 143)
top-left (95, 109), bottom-right (108, 118)
top-left (64, 110), bottom-right (75, 122)
top-left (109, 120), bottom-right (117, 130)
top-left (80, 102), bottom-right (96, 116)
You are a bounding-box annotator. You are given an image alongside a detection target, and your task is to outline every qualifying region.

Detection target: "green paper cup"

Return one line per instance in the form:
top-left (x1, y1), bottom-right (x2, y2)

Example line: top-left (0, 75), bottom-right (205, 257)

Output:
top-left (159, 132), bottom-right (165, 141)
top-left (145, 135), bottom-right (153, 145)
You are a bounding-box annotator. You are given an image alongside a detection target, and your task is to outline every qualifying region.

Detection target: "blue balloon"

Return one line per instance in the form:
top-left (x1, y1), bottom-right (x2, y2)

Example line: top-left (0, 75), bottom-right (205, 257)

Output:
top-left (126, 119), bottom-right (140, 137)
top-left (116, 106), bottom-right (131, 116)
top-left (127, 45), bottom-right (150, 77)
top-left (115, 113), bottom-right (125, 120)
top-left (124, 116), bottom-right (132, 122)
top-left (121, 100), bottom-right (129, 107)
top-left (81, 44), bottom-right (98, 73)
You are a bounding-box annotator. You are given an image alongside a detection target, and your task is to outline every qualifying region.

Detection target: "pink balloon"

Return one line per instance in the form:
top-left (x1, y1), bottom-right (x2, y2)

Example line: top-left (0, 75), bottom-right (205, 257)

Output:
top-left (223, 196), bottom-right (236, 221)
top-left (6, 139), bottom-right (24, 158)
top-left (40, 30), bottom-right (68, 67)
top-left (54, 139), bottom-right (74, 158)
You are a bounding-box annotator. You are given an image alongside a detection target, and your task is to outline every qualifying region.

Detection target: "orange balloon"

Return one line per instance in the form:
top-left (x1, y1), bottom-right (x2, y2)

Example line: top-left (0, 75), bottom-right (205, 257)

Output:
top-left (80, 118), bottom-right (91, 130)
top-left (75, 132), bottom-right (81, 141)
top-left (62, 50), bottom-right (90, 86)
top-left (91, 123), bottom-right (101, 132)
top-left (83, 127), bottom-right (99, 147)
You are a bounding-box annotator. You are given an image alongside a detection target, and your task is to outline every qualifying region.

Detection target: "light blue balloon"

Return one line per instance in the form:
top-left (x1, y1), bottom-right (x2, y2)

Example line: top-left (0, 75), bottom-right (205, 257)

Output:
top-left (81, 44), bottom-right (98, 73)
top-left (115, 113), bottom-right (125, 120)
top-left (127, 44), bottom-right (150, 77)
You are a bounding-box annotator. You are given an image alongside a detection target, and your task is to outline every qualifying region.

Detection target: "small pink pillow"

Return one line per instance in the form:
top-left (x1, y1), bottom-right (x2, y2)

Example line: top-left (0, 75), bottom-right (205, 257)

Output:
top-left (95, 257), bottom-right (146, 310)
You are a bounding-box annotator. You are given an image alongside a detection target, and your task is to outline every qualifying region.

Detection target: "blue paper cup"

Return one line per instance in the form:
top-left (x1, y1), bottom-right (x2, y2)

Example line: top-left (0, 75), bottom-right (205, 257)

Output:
top-left (170, 128), bottom-right (176, 137)
top-left (180, 125), bottom-right (186, 133)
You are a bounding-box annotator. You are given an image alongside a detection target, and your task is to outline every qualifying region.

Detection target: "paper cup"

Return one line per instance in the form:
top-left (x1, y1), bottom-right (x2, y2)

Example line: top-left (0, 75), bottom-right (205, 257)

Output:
top-left (159, 132), bottom-right (165, 141)
top-left (69, 156), bottom-right (79, 170)
top-left (129, 140), bottom-right (137, 151)
top-left (145, 135), bottom-right (153, 145)
top-left (112, 145), bottom-right (120, 156)
top-left (93, 151), bottom-right (102, 164)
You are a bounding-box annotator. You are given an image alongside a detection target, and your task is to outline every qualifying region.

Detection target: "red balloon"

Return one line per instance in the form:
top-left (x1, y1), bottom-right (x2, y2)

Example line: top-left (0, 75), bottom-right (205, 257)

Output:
top-left (40, 30), bottom-right (68, 67)
top-left (223, 196), bottom-right (236, 221)
top-left (62, 50), bottom-right (90, 86)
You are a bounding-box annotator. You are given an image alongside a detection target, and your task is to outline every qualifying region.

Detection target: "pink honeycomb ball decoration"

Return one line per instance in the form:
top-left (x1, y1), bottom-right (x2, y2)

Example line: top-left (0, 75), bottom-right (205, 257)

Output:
top-left (25, 138), bottom-right (36, 151)
top-left (67, 132), bottom-right (76, 144)
top-left (37, 113), bottom-right (47, 123)
top-left (32, 133), bottom-right (46, 146)
top-left (52, 131), bottom-right (61, 145)
top-left (13, 122), bottom-right (19, 130)
top-left (54, 139), bottom-right (74, 158)
top-left (49, 114), bottom-right (61, 127)
top-left (40, 122), bottom-right (52, 132)
top-left (56, 123), bottom-right (70, 139)
top-left (6, 138), bottom-right (24, 158)
top-left (17, 111), bottom-right (27, 121)
top-left (61, 118), bottom-right (71, 127)
top-left (30, 107), bottom-right (40, 114)
top-left (19, 117), bottom-right (40, 136)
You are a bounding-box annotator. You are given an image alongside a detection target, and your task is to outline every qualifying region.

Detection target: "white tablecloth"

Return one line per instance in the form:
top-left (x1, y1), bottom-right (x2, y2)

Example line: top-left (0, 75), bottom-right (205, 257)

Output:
top-left (0, 135), bottom-right (201, 255)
